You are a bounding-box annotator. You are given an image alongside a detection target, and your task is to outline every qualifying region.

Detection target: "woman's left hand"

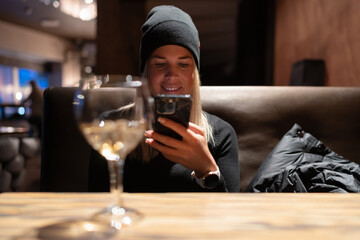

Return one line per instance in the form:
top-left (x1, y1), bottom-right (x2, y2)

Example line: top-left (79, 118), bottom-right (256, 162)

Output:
top-left (145, 117), bottom-right (218, 177)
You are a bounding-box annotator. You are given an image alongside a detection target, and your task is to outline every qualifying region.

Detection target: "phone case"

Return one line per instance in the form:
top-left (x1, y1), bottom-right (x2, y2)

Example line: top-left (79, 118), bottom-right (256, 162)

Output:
top-left (154, 95), bottom-right (192, 139)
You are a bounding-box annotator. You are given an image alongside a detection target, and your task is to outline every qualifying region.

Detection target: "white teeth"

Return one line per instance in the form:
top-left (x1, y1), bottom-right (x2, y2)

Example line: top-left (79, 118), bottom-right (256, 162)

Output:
top-left (164, 87), bottom-right (180, 91)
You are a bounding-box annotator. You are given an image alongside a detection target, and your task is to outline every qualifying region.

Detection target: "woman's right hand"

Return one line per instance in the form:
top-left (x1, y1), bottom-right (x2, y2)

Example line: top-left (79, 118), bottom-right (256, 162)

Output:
top-left (145, 117), bottom-right (218, 177)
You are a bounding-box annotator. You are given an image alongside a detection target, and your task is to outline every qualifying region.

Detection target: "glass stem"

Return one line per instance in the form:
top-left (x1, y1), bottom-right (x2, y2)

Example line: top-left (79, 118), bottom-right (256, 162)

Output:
top-left (107, 159), bottom-right (125, 208)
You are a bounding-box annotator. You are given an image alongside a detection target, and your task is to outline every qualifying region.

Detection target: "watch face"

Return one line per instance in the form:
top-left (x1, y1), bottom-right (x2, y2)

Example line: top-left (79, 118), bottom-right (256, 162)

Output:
top-left (204, 174), bottom-right (220, 188)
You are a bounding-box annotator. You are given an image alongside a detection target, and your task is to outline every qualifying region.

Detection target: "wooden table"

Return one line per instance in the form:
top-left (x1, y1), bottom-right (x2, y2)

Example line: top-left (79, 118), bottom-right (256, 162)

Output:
top-left (0, 192), bottom-right (359, 239)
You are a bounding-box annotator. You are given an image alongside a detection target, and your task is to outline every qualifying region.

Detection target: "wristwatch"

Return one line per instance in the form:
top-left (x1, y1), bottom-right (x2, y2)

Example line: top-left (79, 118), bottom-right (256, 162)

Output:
top-left (191, 166), bottom-right (221, 189)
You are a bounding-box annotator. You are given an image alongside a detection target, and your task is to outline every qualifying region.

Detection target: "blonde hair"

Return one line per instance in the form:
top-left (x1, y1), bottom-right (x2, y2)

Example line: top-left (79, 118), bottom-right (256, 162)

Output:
top-left (130, 61), bottom-right (214, 162)
top-left (189, 69), bottom-right (215, 145)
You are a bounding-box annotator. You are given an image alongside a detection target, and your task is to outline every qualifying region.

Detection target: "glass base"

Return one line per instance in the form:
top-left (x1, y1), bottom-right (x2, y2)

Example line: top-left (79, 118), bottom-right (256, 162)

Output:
top-left (33, 207), bottom-right (142, 239)
top-left (91, 205), bottom-right (143, 230)
top-left (36, 219), bottom-right (116, 240)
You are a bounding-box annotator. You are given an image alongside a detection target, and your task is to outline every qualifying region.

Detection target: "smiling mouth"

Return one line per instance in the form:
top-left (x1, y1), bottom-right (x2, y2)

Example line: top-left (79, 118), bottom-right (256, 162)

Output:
top-left (162, 86), bottom-right (181, 92)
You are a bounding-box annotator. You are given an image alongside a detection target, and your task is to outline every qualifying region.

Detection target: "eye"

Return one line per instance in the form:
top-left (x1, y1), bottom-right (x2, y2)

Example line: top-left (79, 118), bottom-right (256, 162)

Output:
top-left (154, 62), bottom-right (166, 68)
top-left (178, 63), bottom-right (189, 68)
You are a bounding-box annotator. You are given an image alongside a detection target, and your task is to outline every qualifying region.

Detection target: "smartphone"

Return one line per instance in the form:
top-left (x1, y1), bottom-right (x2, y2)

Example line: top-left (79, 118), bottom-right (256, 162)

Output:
top-left (154, 94), bottom-right (192, 140)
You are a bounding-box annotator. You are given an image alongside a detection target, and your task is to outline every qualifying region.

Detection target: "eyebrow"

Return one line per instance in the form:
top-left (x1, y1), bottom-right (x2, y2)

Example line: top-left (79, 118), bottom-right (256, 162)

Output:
top-left (150, 55), bottom-right (192, 60)
top-left (150, 55), bottom-right (165, 59)
top-left (179, 56), bottom-right (192, 60)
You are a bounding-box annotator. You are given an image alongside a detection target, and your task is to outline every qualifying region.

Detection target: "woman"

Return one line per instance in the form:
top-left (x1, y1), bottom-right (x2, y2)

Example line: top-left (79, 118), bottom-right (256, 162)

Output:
top-left (123, 5), bottom-right (239, 192)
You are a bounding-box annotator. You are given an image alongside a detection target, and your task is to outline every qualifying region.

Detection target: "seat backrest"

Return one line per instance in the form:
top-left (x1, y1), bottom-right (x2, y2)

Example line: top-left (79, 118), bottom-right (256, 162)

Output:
top-left (200, 86), bottom-right (360, 191)
top-left (41, 86), bottom-right (360, 192)
top-left (41, 87), bottom-right (91, 192)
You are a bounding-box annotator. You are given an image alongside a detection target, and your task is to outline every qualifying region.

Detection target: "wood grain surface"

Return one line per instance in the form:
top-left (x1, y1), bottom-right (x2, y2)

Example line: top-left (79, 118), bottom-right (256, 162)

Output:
top-left (275, 0), bottom-right (360, 86)
top-left (0, 192), bottom-right (359, 239)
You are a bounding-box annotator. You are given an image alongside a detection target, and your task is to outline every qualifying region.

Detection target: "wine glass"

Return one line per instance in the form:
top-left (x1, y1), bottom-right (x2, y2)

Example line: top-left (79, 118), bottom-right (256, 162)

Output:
top-left (73, 74), bottom-right (153, 230)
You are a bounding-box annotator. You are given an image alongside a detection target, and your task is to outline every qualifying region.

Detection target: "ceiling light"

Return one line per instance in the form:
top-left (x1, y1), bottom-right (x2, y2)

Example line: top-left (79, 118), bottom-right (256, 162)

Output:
top-left (39, 0), bottom-right (97, 21)
top-left (40, 0), bottom-right (51, 6)
top-left (52, 0), bottom-right (60, 8)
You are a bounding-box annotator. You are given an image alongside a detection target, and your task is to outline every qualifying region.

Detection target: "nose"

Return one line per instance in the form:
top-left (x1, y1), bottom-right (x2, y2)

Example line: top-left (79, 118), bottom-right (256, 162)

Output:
top-left (165, 64), bottom-right (178, 78)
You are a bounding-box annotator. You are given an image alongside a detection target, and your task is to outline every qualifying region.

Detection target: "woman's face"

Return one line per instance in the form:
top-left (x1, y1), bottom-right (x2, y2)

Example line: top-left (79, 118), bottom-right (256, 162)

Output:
top-left (147, 45), bottom-right (195, 96)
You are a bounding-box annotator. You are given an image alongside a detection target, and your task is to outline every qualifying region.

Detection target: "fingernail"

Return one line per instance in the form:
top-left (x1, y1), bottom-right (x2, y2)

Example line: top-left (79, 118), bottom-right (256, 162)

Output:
top-left (145, 138), bottom-right (153, 144)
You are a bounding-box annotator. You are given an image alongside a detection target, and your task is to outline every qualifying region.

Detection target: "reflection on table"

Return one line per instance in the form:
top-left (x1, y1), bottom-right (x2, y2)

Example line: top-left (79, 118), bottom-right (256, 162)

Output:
top-left (0, 192), bottom-right (359, 239)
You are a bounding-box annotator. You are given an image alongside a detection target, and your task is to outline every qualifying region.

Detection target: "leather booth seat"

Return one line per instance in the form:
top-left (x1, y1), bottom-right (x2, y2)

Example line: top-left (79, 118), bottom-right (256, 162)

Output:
top-left (41, 86), bottom-right (360, 192)
top-left (0, 136), bottom-right (40, 192)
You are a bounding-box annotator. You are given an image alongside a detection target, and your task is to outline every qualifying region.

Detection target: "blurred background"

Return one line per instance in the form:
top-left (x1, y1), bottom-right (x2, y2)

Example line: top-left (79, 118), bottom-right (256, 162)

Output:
top-left (0, 0), bottom-right (360, 107)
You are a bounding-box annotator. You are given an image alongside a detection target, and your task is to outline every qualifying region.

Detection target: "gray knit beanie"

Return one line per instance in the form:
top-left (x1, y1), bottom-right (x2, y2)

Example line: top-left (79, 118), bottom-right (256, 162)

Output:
top-left (140, 5), bottom-right (200, 73)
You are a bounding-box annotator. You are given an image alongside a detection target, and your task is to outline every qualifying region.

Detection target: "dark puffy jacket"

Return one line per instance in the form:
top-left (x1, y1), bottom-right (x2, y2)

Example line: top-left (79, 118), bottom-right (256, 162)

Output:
top-left (246, 124), bottom-right (360, 193)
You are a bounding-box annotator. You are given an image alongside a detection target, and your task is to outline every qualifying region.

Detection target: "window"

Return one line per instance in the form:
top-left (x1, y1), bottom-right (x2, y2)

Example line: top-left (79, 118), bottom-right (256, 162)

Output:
top-left (0, 64), bottom-right (49, 119)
